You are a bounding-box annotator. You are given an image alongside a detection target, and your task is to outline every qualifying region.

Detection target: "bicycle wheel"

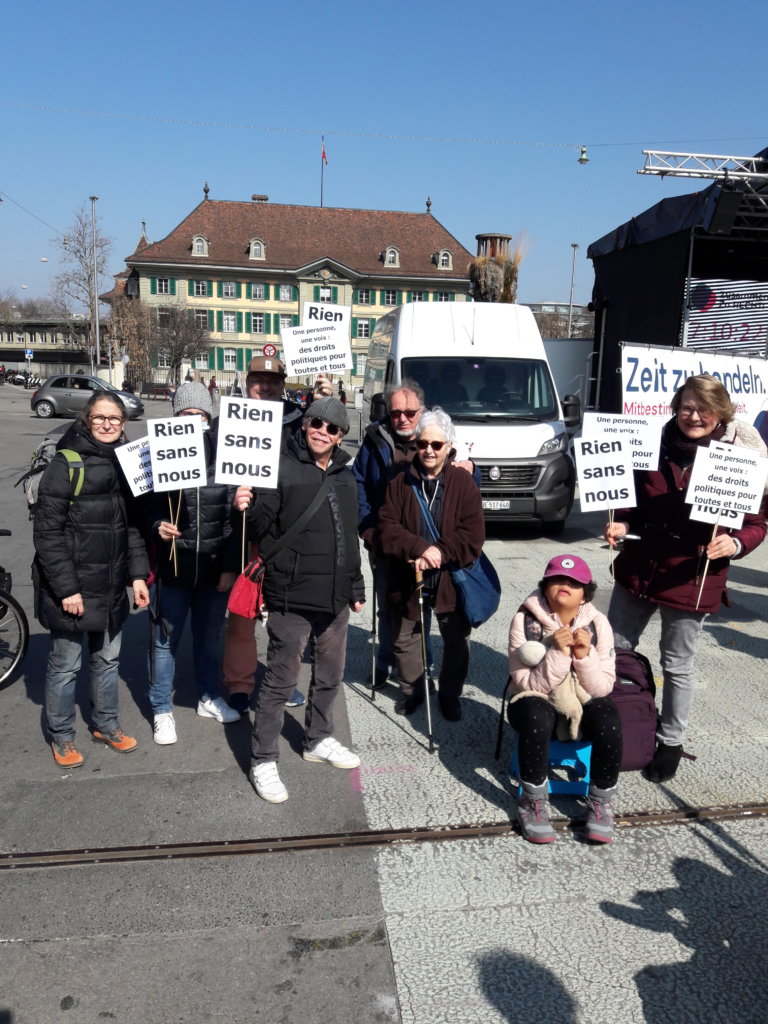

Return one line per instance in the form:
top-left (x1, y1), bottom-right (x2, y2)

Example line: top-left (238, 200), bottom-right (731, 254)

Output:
top-left (0, 589), bottom-right (29, 687)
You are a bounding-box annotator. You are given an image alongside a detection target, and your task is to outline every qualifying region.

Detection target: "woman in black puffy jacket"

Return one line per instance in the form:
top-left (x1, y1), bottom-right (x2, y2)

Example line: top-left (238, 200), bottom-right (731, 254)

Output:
top-left (34, 391), bottom-right (150, 768)
top-left (145, 382), bottom-right (240, 745)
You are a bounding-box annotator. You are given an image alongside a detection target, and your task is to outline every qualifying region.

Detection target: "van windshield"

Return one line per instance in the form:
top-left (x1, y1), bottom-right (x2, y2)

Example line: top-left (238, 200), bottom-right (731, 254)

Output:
top-left (401, 357), bottom-right (558, 420)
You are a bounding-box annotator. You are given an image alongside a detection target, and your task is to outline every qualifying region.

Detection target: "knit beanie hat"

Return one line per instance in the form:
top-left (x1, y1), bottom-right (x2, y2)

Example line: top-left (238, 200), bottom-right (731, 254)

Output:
top-left (172, 381), bottom-right (212, 420)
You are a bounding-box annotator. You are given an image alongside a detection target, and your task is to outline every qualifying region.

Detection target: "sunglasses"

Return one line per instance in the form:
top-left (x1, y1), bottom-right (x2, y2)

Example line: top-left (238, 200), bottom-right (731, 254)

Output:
top-left (390, 408), bottom-right (420, 419)
top-left (416, 439), bottom-right (446, 452)
top-left (308, 417), bottom-right (341, 436)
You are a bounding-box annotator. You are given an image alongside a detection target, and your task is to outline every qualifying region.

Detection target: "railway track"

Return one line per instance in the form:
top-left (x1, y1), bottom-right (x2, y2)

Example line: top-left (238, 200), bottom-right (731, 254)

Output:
top-left (3, 801), bottom-right (767, 870)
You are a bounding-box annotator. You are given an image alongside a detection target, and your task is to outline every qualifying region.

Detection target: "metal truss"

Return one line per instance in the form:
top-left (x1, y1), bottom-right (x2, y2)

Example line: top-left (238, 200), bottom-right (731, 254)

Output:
top-left (638, 150), bottom-right (768, 180)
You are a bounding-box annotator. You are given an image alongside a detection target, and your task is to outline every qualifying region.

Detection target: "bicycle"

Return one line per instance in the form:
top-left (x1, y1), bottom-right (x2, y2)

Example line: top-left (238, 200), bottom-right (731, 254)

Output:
top-left (0, 529), bottom-right (30, 686)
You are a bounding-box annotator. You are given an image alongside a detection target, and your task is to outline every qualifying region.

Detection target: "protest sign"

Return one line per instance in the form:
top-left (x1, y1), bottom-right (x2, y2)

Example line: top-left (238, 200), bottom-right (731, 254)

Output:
top-left (115, 436), bottom-right (153, 496)
top-left (574, 435), bottom-right (636, 513)
top-left (581, 412), bottom-right (661, 471)
top-left (685, 441), bottom-right (768, 526)
top-left (147, 417), bottom-right (207, 494)
top-left (215, 397), bottom-right (282, 488)
top-left (281, 302), bottom-right (352, 377)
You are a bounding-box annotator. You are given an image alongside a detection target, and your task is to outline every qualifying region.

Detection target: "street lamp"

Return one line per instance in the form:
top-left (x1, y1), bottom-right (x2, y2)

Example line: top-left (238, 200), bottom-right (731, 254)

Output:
top-left (567, 243), bottom-right (579, 338)
top-left (89, 195), bottom-right (101, 368)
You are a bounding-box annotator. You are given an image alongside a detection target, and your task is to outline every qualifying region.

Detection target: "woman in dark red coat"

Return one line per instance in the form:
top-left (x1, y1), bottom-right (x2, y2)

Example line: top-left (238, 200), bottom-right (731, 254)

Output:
top-left (378, 408), bottom-right (485, 722)
top-left (604, 374), bottom-right (767, 783)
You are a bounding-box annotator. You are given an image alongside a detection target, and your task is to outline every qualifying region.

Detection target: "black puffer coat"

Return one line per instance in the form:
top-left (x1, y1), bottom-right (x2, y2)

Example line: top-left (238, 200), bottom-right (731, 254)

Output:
top-left (146, 428), bottom-right (239, 588)
top-left (33, 422), bottom-right (149, 634)
top-left (245, 432), bottom-right (365, 616)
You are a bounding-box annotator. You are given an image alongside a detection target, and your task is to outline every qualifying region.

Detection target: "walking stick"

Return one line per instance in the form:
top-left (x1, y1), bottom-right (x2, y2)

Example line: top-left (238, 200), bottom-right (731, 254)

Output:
top-left (415, 568), bottom-right (435, 754)
top-left (370, 563), bottom-right (378, 702)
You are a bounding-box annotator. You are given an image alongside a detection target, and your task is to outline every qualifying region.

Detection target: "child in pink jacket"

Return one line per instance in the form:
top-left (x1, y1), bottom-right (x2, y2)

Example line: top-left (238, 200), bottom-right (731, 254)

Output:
top-left (507, 554), bottom-right (621, 844)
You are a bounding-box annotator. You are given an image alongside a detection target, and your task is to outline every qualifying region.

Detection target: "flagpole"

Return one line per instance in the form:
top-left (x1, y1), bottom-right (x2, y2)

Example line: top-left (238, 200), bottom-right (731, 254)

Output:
top-left (320, 135), bottom-right (325, 207)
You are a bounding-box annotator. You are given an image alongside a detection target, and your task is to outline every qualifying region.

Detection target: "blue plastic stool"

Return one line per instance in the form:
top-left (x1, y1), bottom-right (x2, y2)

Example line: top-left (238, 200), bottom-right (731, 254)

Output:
top-left (510, 737), bottom-right (592, 797)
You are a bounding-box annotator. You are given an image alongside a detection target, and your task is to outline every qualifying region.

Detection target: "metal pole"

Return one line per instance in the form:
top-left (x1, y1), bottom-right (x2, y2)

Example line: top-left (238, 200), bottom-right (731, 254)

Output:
top-left (567, 243), bottom-right (579, 338)
top-left (89, 196), bottom-right (101, 368)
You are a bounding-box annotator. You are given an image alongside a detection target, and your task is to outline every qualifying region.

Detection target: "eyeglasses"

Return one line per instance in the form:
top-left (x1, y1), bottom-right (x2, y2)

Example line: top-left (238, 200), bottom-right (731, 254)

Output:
top-left (308, 417), bottom-right (341, 436)
top-left (390, 407), bottom-right (420, 419)
top-left (89, 414), bottom-right (125, 426)
top-left (416, 439), bottom-right (446, 452)
top-left (679, 404), bottom-right (714, 418)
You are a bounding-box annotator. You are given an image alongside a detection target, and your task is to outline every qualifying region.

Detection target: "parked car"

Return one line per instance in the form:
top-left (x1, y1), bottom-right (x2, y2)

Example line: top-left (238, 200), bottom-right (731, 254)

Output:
top-left (30, 374), bottom-right (144, 420)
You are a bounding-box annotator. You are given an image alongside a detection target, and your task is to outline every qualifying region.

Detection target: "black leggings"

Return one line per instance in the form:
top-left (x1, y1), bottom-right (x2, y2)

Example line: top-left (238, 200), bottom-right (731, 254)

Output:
top-left (507, 696), bottom-right (622, 790)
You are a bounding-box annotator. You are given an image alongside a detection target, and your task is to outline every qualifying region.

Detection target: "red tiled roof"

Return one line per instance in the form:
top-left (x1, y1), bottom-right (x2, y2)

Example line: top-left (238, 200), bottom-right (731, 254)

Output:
top-left (126, 200), bottom-right (473, 280)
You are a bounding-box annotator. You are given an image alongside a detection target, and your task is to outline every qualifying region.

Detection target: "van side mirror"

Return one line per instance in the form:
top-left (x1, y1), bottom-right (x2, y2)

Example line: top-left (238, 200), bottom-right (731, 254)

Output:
top-left (562, 393), bottom-right (582, 430)
top-left (371, 391), bottom-right (387, 422)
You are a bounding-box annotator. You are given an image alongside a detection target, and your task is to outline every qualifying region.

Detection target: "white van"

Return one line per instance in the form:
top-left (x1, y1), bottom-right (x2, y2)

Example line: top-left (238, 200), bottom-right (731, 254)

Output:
top-left (363, 303), bottom-right (581, 532)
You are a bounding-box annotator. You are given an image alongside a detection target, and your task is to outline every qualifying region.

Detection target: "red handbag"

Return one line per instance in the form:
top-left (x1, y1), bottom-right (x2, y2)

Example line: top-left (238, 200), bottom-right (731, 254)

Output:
top-left (227, 556), bottom-right (266, 620)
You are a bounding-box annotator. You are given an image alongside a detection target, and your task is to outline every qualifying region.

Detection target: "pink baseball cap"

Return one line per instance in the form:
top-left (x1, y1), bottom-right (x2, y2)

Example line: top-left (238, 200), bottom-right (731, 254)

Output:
top-left (542, 554), bottom-right (593, 585)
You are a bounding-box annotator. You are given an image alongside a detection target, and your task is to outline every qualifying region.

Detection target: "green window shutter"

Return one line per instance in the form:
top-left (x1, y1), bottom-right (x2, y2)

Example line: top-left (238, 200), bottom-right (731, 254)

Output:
top-left (246, 347), bottom-right (253, 364)
top-left (236, 312), bottom-right (243, 333)
top-left (292, 286), bottom-right (298, 301)
top-left (397, 291), bottom-right (403, 305)
top-left (332, 286), bottom-right (338, 302)
top-left (263, 283), bottom-right (270, 300)
top-left (264, 313), bottom-right (271, 334)
top-left (217, 282), bottom-right (223, 298)
top-left (187, 280), bottom-right (195, 297)
top-left (150, 351), bottom-right (158, 368)
top-left (351, 353), bottom-right (357, 376)
top-left (432, 293), bottom-right (439, 301)
top-left (406, 291), bottom-right (413, 302)
top-left (369, 318), bottom-right (376, 332)
top-left (449, 293), bottom-right (455, 301)
top-left (216, 311), bottom-right (223, 332)
top-left (208, 349), bottom-right (215, 370)
top-left (217, 348), bottom-right (225, 371)
top-left (313, 286), bottom-right (320, 302)
top-left (236, 283), bottom-right (242, 299)
top-left (169, 278), bottom-right (176, 296)
top-left (237, 348), bottom-right (244, 370)
top-left (245, 312), bottom-right (252, 333)
top-left (207, 310), bottom-right (214, 331)
top-left (293, 314), bottom-right (299, 326)
top-left (207, 281), bottom-right (213, 297)
top-left (150, 277), bottom-right (157, 295)
top-left (353, 289), bottom-right (359, 303)
top-left (352, 317), bottom-right (358, 337)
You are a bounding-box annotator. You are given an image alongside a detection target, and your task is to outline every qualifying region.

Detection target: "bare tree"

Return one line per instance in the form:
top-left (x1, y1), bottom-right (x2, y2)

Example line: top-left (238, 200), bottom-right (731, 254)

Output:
top-left (52, 203), bottom-right (112, 352)
top-left (109, 296), bottom-right (154, 388)
top-left (154, 303), bottom-right (212, 385)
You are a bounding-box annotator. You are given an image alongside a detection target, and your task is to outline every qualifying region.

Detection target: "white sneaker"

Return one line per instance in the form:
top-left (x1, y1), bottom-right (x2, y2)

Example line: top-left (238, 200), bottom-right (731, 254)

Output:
top-left (153, 712), bottom-right (177, 745)
top-left (285, 688), bottom-right (305, 708)
top-left (250, 761), bottom-right (288, 803)
top-left (303, 736), bottom-right (360, 769)
top-left (197, 697), bottom-right (240, 724)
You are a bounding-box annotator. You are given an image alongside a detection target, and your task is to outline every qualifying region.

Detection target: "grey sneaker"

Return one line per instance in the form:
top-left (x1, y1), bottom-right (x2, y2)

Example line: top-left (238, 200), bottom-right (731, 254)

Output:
top-left (585, 785), bottom-right (617, 843)
top-left (517, 781), bottom-right (557, 844)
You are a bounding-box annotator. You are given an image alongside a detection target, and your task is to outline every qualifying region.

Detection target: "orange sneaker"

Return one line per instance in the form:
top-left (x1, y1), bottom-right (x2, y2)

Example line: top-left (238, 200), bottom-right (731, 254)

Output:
top-left (51, 740), bottom-right (84, 768)
top-left (91, 728), bottom-right (138, 753)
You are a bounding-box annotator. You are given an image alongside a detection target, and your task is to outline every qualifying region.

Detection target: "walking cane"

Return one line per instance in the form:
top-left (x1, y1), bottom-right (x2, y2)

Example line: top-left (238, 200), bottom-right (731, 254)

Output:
top-left (415, 568), bottom-right (435, 754)
top-left (370, 564), bottom-right (378, 702)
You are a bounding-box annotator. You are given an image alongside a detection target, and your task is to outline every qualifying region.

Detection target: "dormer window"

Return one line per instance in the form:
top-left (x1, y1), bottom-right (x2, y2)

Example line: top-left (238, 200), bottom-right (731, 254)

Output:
top-left (249, 238), bottom-right (265, 260)
top-left (438, 249), bottom-right (453, 270)
top-left (384, 246), bottom-right (400, 267)
top-left (192, 235), bottom-right (209, 257)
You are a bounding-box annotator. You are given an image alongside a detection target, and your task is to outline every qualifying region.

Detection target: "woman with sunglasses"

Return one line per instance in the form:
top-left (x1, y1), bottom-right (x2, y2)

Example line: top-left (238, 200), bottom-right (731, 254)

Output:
top-left (33, 392), bottom-right (150, 768)
top-left (378, 407), bottom-right (485, 720)
top-left (604, 374), bottom-right (767, 783)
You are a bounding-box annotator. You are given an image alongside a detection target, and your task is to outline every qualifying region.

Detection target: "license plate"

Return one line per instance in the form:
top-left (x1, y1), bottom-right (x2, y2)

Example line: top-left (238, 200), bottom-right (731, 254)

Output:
top-left (483, 500), bottom-right (511, 510)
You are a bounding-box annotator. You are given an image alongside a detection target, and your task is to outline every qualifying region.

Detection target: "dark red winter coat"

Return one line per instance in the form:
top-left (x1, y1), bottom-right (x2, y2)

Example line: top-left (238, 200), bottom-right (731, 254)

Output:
top-left (613, 426), bottom-right (767, 615)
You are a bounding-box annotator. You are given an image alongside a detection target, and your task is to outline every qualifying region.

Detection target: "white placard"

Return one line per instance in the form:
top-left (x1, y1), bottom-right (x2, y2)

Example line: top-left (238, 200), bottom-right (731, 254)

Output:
top-left (115, 436), bottom-right (153, 496)
top-left (280, 302), bottom-right (352, 377)
top-left (574, 435), bottom-right (636, 512)
top-left (688, 502), bottom-right (745, 529)
top-left (581, 412), bottom-right (662, 472)
top-left (215, 397), bottom-right (282, 488)
top-left (147, 417), bottom-right (207, 494)
top-left (685, 440), bottom-right (768, 522)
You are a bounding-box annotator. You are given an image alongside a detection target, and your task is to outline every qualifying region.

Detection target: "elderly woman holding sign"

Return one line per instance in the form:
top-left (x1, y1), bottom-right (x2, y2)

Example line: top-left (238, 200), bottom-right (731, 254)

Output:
top-left (604, 373), bottom-right (767, 783)
top-left (146, 382), bottom-right (241, 745)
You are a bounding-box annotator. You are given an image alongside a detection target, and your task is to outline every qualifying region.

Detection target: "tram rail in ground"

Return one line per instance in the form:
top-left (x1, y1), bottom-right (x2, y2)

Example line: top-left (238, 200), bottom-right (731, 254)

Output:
top-left (3, 801), bottom-right (767, 871)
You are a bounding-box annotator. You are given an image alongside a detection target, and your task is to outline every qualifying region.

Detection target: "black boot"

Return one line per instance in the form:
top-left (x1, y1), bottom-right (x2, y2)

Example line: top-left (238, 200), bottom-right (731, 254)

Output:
top-left (643, 743), bottom-right (683, 783)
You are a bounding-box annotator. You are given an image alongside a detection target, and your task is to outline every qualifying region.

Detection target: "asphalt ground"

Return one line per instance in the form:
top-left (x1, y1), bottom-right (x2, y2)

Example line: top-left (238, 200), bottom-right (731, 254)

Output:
top-left (0, 383), bottom-right (766, 1023)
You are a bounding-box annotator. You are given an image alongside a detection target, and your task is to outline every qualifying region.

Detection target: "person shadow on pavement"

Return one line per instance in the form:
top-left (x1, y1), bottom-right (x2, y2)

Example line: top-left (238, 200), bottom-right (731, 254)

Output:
top-left (475, 949), bottom-right (578, 1023)
top-left (600, 809), bottom-right (768, 1024)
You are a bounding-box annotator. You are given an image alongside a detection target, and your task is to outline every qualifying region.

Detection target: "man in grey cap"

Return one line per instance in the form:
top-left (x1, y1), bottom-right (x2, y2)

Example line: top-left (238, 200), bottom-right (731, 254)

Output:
top-left (234, 396), bottom-right (365, 803)
top-left (223, 358), bottom-right (333, 713)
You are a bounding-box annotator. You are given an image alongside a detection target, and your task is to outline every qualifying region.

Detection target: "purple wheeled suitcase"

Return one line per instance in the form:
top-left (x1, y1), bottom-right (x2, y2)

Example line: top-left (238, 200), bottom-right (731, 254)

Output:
top-left (613, 648), bottom-right (659, 772)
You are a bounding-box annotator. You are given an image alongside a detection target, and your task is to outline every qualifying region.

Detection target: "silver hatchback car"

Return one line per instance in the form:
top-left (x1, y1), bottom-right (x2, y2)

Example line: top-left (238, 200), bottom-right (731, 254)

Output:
top-left (30, 374), bottom-right (144, 419)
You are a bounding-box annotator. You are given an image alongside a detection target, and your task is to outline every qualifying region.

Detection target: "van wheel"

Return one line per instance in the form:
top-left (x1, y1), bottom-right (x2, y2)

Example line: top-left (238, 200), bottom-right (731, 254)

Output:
top-left (542, 519), bottom-right (565, 536)
top-left (34, 401), bottom-right (55, 419)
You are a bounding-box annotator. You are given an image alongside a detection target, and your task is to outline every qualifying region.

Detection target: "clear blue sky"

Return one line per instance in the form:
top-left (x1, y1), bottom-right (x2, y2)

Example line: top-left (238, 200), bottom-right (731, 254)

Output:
top-left (1, 0), bottom-right (765, 309)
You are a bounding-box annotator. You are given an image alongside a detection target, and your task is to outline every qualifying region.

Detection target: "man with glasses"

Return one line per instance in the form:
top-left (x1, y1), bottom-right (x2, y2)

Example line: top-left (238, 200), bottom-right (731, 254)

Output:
top-left (223, 356), bottom-right (332, 713)
top-left (234, 397), bottom-right (365, 803)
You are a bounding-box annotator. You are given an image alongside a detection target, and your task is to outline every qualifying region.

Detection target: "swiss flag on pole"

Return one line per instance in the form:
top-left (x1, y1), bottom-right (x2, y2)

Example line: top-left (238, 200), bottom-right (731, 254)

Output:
top-left (321, 138), bottom-right (328, 165)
